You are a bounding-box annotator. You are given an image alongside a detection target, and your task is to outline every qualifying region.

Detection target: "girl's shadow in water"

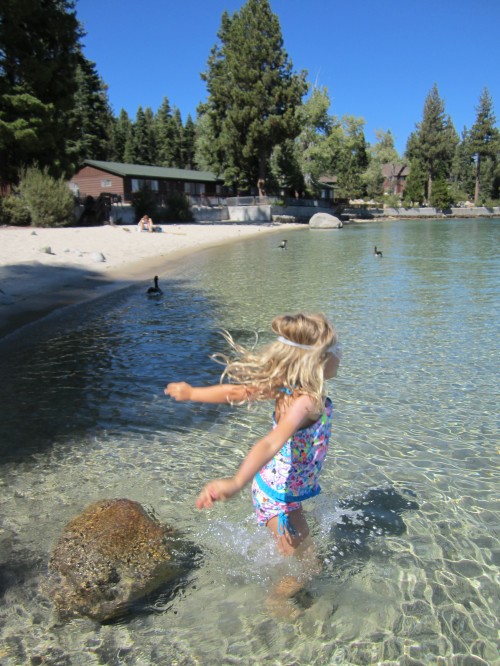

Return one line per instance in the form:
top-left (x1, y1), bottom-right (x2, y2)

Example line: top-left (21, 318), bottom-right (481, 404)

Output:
top-left (305, 485), bottom-right (419, 604)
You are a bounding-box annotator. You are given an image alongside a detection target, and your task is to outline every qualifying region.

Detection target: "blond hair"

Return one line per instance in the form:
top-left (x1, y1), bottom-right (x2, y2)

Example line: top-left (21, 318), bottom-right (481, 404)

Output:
top-left (214, 313), bottom-right (337, 414)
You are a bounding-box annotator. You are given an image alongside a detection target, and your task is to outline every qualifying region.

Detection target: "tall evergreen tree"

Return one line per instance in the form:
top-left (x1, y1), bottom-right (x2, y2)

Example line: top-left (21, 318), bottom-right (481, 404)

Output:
top-left (406, 84), bottom-right (458, 202)
top-left (0, 0), bottom-right (81, 187)
top-left (451, 127), bottom-right (475, 201)
top-left (171, 108), bottom-right (185, 168)
top-left (183, 114), bottom-right (196, 169)
top-left (111, 109), bottom-right (134, 163)
top-left (144, 106), bottom-right (158, 164)
top-left (155, 97), bottom-right (178, 167)
top-left (66, 55), bottom-right (114, 166)
top-left (468, 87), bottom-right (499, 204)
top-left (133, 107), bottom-right (150, 164)
top-left (200, 0), bottom-right (308, 194)
top-left (403, 159), bottom-right (426, 205)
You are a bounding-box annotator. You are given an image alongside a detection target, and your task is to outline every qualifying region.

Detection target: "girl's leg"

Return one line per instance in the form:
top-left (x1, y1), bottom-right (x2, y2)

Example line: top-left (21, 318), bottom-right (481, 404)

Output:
top-left (266, 509), bottom-right (322, 619)
top-left (267, 507), bottom-right (310, 556)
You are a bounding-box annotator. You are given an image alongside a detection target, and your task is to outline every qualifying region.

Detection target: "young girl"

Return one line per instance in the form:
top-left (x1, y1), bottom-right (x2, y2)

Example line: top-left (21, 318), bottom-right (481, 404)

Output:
top-left (165, 312), bottom-right (341, 559)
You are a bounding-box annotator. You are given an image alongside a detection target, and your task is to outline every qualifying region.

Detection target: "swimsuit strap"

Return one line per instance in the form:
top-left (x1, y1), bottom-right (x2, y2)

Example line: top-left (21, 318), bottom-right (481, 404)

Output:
top-left (277, 511), bottom-right (296, 536)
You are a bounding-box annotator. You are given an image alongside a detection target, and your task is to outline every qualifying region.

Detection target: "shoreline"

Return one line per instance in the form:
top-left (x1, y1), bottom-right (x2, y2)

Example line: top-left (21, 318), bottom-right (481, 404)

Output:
top-left (0, 222), bottom-right (302, 341)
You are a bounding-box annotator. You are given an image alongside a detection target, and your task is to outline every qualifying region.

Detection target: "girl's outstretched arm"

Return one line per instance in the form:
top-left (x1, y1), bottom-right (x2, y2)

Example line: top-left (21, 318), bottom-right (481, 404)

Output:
top-left (196, 394), bottom-right (315, 509)
top-left (165, 381), bottom-right (251, 404)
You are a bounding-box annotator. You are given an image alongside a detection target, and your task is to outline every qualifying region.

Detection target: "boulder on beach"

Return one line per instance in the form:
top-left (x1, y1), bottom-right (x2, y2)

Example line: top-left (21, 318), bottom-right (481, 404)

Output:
top-left (309, 212), bottom-right (343, 229)
top-left (45, 498), bottom-right (198, 622)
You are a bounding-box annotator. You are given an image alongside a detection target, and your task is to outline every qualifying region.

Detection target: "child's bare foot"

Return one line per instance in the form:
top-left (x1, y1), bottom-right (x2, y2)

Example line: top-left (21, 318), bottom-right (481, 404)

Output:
top-left (265, 575), bottom-right (306, 620)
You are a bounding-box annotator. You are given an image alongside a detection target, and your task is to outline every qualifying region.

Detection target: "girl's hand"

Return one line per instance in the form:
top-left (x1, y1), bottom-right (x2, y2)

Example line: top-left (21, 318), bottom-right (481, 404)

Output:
top-left (165, 381), bottom-right (192, 401)
top-left (196, 478), bottom-right (240, 509)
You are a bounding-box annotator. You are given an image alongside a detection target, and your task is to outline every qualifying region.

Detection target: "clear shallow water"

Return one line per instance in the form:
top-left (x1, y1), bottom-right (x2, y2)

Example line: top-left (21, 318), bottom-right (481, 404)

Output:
top-left (0, 218), bottom-right (498, 665)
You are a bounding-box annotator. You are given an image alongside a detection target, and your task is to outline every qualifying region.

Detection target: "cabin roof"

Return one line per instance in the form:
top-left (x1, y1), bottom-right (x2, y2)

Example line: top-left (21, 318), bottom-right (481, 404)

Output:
top-left (83, 159), bottom-right (220, 183)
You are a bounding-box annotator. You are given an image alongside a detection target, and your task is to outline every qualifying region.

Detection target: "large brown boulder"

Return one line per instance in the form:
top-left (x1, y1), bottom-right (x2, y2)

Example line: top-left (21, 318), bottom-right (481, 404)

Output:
top-left (45, 498), bottom-right (195, 622)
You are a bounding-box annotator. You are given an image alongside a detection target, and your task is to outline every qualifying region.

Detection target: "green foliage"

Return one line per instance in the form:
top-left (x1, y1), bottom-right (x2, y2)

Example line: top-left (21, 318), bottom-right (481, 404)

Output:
top-left (363, 130), bottom-right (399, 198)
top-left (133, 107), bottom-right (152, 165)
top-left (403, 159), bottom-right (426, 205)
top-left (132, 187), bottom-right (158, 221)
top-left (429, 179), bottom-right (453, 209)
top-left (163, 192), bottom-right (193, 222)
top-left (468, 88), bottom-right (500, 204)
top-left (110, 109), bottom-right (135, 163)
top-left (183, 114), bottom-right (197, 170)
top-left (384, 193), bottom-right (400, 208)
top-left (0, 193), bottom-right (32, 226)
top-left (199, 0), bottom-right (308, 193)
top-left (17, 166), bottom-right (75, 227)
top-left (0, 0), bottom-right (83, 186)
top-left (329, 116), bottom-right (369, 200)
top-left (66, 55), bottom-right (114, 168)
top-left (405, 84), bottom-right (458, 202)
top-left (451, 127), bottom-right (475, 200)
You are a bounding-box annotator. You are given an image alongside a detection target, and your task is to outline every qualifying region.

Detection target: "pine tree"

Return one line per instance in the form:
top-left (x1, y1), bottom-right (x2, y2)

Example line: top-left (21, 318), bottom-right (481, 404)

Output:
top-left (155, 97), bottom-right (177, 167)
top-left (133, 107), bottom-right (150, 165)
top-left (0, 0), bottom-right (81, 186)
top-left (171, 108), bottom-right (184, 168)
top-left (451, 128), bottom-right (475, 202)
top-left (144, 106), bottom-right (158, 165)
top-left (406, 84), bottom-right (458, 202)
top-left (67, 55), bottom-right (114, 166)
top-left (468, 88), bottom-right (499, 204)
top-left (201, 0), bottom-right (308, 194)
top-left (183, 114), bottom-right (196, 169)
top-left (111, 109), bottom-right (134, 163)
top-left (403, 159), bottom-right (426, 206)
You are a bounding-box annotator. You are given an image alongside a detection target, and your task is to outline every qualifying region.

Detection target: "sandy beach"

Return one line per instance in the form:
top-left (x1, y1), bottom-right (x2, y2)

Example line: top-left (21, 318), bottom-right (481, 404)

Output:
top-left (0, 222), bottom-right (301, 340)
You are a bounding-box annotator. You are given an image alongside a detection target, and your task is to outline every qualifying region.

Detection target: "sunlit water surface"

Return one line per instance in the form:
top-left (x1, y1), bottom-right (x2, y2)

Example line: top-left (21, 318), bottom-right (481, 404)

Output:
top-left (0, 219), bottom-right (498, 665)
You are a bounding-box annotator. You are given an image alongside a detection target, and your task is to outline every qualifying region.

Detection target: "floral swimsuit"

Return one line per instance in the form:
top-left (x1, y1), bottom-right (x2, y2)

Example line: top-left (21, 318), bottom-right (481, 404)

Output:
top-left (251, 397), bottom-right (333, 534)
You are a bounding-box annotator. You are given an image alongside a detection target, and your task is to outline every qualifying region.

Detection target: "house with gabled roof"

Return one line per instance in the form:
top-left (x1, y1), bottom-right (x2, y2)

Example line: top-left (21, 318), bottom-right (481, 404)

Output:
top-left (70, 159), bottom-right (224, 203)
top-left (382, 163), bottom-right (410, 196)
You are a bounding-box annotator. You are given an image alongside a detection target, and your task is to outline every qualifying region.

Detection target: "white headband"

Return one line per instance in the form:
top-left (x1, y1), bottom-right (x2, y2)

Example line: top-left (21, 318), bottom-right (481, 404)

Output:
top-left (277, 336), bottom-right (343, 359)
top-left (277, 335), bottom-right (315, 350)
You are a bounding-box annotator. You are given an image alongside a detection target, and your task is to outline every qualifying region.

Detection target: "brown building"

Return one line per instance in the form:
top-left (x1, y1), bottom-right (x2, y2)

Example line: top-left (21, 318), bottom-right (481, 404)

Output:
top-left (70, 159), bottom-right (223, 203)
top-left (382, 163), bottom-right (410, 196)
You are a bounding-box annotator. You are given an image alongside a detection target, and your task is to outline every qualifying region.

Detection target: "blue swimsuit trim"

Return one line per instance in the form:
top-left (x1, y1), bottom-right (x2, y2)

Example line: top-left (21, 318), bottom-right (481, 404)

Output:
top-left (254, 472), bottom-right (321, 503)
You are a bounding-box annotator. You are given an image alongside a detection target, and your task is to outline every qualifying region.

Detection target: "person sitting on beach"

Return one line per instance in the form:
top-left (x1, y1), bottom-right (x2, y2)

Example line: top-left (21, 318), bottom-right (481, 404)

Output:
top-left (138, 215), bottom-right (154, 232)
top-left (165, 312), bottom-right (341, 613)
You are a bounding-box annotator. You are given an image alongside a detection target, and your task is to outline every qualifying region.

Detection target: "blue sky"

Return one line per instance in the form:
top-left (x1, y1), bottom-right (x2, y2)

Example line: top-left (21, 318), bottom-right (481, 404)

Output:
top-left (76, 0), bottom-right (500, 156)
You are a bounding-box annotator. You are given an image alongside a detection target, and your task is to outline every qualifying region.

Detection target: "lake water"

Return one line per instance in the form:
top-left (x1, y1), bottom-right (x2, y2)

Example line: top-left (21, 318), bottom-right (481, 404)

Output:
top-left (0, 218), bottom-right (498, 665)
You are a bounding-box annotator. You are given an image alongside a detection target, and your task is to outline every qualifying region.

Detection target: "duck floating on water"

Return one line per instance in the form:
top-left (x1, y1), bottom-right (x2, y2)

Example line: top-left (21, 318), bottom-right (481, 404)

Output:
top-left (373, 246), bottom-right (383, 258)
top-left (279, 239), bottom-right (288, 249)
top-left (147, 276), bottom-right (163, 295)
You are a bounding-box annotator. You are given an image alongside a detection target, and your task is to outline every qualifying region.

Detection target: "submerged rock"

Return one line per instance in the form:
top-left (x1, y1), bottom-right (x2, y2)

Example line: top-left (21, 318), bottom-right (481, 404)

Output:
top-left (45, 498), bottom-right (196, 622)
top-left (309, 212), bottom-right (343, 229)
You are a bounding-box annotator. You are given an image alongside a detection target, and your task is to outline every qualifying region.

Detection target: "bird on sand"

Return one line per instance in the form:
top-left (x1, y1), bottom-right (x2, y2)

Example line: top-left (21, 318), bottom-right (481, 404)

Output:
top-left (278, 240), bottom-right (288, 249)
top-left (373, 246), bottom-right (383, 258)
top-left (147, 276), bottom-right (163, 295)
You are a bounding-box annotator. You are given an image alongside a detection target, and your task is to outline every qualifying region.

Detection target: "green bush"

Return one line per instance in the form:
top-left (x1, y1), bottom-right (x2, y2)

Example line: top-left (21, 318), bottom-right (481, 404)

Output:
top-left (132, 188), bottom-right (158, 221)
top-left (384, 193), bottom-right (401, 208)
top-left (430, 179), bottom-right (453, 210)
top-left (0, 194), bottom-right (32, 226)
top-left (165, 191), bottom-right (193, 222)
top-left (18, 166), bottom-right (75, 227)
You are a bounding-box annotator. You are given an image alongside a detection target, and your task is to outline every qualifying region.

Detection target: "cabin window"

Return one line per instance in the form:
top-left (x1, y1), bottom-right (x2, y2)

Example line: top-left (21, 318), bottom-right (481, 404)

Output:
top-left (101, 179), bottom-right (112, 188)
top-left (131, 179), bottom-right (159, 192)
top-left (184, 182), bottom-right (205, 195)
